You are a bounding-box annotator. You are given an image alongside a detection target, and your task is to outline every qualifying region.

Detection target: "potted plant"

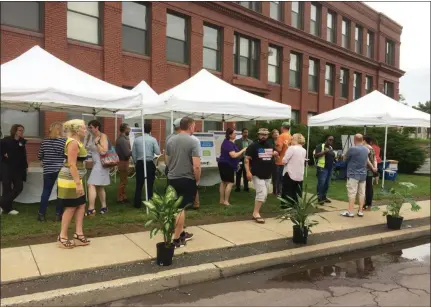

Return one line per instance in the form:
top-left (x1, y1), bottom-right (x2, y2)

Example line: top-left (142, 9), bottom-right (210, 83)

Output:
top-left (376, 182), bottom-right (421, 230)
top-left (277, 186), bottom-right (328, 244)
top-left (143, 185), bottom-right (185, 266)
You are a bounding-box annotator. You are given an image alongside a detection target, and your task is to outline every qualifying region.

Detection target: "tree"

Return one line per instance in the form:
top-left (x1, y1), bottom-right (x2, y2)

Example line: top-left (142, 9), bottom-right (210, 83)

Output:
top-left (413, 101), bottom-right (431, 138)
top-left (399, 94), bottom-right (407, 105)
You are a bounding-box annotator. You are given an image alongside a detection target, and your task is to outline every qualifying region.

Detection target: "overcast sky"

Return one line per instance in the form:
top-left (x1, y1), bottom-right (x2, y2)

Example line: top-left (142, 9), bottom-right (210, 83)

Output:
top-left (364, 1), bottom-right (430, 106)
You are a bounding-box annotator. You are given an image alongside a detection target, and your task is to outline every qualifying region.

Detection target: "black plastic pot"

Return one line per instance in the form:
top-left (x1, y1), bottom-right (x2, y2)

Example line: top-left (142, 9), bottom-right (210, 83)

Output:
top-left (156, 242), bottom-right (175, 266)
top-left (386, 215), bottom-right (404, 230)
top-left (292, 225), bottom-right (309, 244)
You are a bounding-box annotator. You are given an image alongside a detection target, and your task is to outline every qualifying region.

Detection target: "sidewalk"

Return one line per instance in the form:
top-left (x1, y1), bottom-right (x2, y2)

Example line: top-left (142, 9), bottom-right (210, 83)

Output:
top-left (2, 200), bottom-right (430, 284)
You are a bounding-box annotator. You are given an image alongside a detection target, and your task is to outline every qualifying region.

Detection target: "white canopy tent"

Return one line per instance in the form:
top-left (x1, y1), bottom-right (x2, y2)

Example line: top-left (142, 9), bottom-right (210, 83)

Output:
top-left (1, 45), bottom-right (142, 115)
top-left (307, 90), bottom-right (431, 187)
top-left (125, 69), bottom-right (292, 129)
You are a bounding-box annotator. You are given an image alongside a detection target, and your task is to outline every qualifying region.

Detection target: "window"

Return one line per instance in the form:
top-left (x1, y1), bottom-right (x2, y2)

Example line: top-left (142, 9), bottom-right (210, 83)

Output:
top-left (291, 110), bottom-right (300, 124)
top-left (289, 53), bottom-right (301, 89)
top-left (326, 11), bottom-right (336, 43)
top-left (365, 76), bottom-right (373, 94)
top-left (367, 31), bottom-right (374, 58)
top-left (268, 46), bottom-right (280, 84)
top-left (353, 72), bottom-right (361, 100)
top-left (122, 2), bottom-right (148, 55)
top-left (234, 33), bottom-right (260, 79)
top-left (340, 68), bottom-right (349, 98)
top-left (166, 13), bottom-right (189, 64)
top-left (355, 25), bottom-right (363, 54)
top-left (341, 19), bottom-right (350, 49)
top-left (203, 121), bottom-right (222, 132)
top-left (1, 1), bottom-right (41, 32)
top-left (384, 81), bottom-right (394, 98)
top-left (239, 1), bottom-right (261, 12)
top-left (1, 109), bottom-right (41, 138)
top-left (308, 59), bottom-right (318, 92)
top-left (325, 64), bottom-right (334, 96)
top-left (291, 1), bottom-right (304, 30)
top-left (67, 2), bottom-right (100, 45)
top-left (203, 24), bottom-right (221, 71)
top-left (270, 1), bottom-right (282, 21)
top-left (310, 3), bottom-right (321, 37)
top-left (385, 39), bottom-right (395, 66)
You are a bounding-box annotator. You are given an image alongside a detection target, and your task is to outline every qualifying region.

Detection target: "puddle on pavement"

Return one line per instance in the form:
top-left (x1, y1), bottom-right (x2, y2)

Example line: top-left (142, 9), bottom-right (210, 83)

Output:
top-left (271, 243), bottom-right (430, 283)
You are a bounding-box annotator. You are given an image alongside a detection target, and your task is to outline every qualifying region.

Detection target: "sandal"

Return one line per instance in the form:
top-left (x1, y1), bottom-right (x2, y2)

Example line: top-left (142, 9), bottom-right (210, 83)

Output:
top-left (100, 207), bottom-right (108, 214)
top-left (252, 216), bottom-right (265, 224)
top-left (85, 209), bottom-right (96, 217)
top-left (58, 236), bottom-right (74, 249)
top-left (73, 233), bottom-right (90, 246)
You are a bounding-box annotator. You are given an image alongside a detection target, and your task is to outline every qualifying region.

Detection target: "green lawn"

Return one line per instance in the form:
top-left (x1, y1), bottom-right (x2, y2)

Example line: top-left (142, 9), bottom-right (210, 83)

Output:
top-left (1, 167), bottom-right (429, 248)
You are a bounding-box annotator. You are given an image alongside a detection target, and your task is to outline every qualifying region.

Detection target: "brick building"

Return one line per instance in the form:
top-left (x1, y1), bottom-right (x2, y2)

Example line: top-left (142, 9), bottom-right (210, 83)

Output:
top-left (0, 1), bottom-right (403, 162)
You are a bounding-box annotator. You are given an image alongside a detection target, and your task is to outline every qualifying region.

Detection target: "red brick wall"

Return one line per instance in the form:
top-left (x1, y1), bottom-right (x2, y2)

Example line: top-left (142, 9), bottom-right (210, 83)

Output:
top-left (1, 1), bottom-right (403, 162)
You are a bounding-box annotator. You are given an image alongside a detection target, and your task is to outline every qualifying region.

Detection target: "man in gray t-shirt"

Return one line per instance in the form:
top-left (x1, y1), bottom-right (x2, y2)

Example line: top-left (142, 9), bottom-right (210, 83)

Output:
top-left (165, 117), bottom-right (201, 249)
top-left (341, 134), bottom-right (370, 218)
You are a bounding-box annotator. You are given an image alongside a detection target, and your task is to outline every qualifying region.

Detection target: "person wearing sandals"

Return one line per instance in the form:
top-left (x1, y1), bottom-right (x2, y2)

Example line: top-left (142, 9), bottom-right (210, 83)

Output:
top-left (57, 119), bottom-right (90, 248)
top-left (85, 120), bottom-right (110, 216)
top-left (340, 134), bottom-right (373, 218)
top-left (37, 121), bottom-right (67, 222)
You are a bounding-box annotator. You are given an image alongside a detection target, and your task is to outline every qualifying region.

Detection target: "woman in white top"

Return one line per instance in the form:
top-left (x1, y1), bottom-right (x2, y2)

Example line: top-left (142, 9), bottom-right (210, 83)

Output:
top-left (281, 133), bottom-right (307, 206)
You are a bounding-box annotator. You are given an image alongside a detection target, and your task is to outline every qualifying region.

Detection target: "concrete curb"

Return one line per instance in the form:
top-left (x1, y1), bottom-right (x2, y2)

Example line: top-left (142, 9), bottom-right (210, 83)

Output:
top-left (2, 225), bottom-right (430, 307)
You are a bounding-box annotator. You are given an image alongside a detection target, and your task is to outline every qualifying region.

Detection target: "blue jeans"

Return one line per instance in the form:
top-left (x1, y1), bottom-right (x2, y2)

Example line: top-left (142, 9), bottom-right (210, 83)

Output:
top-left (316, 167), bottom-right (332, 200)
top-left (39, 171), bottom-right (63, 216)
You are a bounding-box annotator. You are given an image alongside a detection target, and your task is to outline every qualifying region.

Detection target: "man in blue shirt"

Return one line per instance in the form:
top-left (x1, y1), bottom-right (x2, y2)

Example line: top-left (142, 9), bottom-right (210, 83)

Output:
top-left (341, 134), bottom-right (373, 218)
top-left (132, 123), bottom-right (160, 207)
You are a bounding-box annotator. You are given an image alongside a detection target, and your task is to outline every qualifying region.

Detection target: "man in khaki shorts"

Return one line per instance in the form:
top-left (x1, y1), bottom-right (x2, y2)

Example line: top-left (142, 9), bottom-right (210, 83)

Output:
top-left (341, 134), bottom-right (373, 217)
top-left (245, 128), bottom-right (278, 224)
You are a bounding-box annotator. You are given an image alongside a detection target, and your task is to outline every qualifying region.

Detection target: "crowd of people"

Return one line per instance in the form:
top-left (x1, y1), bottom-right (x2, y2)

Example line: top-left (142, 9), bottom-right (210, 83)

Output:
top-left (0, 118), bottom-right (382, 249)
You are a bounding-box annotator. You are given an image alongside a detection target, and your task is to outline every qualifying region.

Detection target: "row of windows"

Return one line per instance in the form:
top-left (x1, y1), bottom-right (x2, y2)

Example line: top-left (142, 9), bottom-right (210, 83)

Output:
top-left (0, 2), bottom-right (397, 69)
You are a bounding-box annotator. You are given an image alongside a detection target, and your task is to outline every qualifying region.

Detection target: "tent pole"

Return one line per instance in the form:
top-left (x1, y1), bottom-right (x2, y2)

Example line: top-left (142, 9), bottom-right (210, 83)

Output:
top-left (364, 126), bottom-right (367, 135)
top-left (382, 125), bottom-right (388, 189)
top-left (114, 112), bottom-right (117, 184)
top-left (305, 125), bottom-right (311, 178)
top-left (141, 109), bottom-right (149, 214)
top-left (170, 110), bottom-right (174, 134)
top-left (202, 119), bottom-right (205, 132)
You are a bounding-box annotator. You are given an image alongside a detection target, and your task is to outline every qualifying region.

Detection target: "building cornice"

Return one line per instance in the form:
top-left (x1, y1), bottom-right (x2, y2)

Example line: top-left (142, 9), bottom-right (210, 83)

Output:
top-left (199, 2), bottom-right (405, 77)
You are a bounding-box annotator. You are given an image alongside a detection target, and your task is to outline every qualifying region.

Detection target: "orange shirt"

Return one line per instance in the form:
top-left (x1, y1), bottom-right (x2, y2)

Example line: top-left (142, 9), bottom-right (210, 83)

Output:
top-left (275, 132), bottom-right (292, 165)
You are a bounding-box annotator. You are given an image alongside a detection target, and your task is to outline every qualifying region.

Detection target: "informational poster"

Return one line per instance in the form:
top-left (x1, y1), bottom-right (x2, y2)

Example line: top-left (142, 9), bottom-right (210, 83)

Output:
top-left (129, 127), bottom-right (143, 148)
top-left (194, 133), bottom-right (217, 168)
top-left (211, 131), bottom-right (226, 159)
top-left (341, 135), bottom-right (354, 156)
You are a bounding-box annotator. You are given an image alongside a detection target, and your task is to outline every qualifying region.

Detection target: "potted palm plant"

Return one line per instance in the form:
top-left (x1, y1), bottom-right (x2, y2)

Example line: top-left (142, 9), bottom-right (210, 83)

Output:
top-left (376, 182), bottom-right (421, 230)
top-left (143, 185), bottom-right (185, 266)
top-left (277, 186), bottom-right (328, 244)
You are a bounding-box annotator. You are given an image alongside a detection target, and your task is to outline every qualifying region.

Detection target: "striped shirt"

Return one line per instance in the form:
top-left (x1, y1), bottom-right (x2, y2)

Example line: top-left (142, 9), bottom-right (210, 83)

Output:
top-left (38, 137), bottom-right (67, 175)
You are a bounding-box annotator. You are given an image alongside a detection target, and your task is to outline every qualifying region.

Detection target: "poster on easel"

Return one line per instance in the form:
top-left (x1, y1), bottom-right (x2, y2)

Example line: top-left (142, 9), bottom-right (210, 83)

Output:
top-left (194, 133), bottom-right (217, 168)
top-left (341, 135), bottom-right (354, 156)
top-left (210, 131), bottom-right (226, 159)
top-left (129, 127), bottom-right (143, 148)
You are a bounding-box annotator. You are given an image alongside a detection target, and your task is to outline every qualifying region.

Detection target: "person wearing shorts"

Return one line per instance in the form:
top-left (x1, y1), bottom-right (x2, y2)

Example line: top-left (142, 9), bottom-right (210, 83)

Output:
top-left (245, 128), bottom-right (279, 224)
top-left (165, 117), bottom-right (201, 248)
top-left (341, 134), bottom-right (371, 218)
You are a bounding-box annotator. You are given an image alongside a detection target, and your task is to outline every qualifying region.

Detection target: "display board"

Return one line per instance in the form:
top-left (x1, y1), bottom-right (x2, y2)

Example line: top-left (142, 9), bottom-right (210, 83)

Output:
top-left (194, 133), bottom-right (217, 168)
top-left (341, 135), bottom-right (354, 156)
top-left (129, 127), bottom-right (143, 149)
top-left (210, 131), bottom-right (225, 159)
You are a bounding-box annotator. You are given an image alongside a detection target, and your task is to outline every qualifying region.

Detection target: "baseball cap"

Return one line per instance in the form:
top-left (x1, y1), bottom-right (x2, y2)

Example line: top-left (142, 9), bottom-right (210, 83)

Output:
top-left (173, 118), bottom-right (182, 129)
top-left (281, 121), bottom-right (290, 129)
top-left (258, 128), bottom-right (270, 135)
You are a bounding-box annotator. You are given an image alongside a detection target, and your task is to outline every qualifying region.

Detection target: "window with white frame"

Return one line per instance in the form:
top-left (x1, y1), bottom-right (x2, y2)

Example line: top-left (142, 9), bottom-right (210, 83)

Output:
top-left (384, 81), bottom-right (394, 98)
top-left (291, 1), bottom-right (304, 30)
top-left (289, 52), bottom-right (301, 89)
top-left (353, 72), bottom-right (361, 100)
top-left (268, 46), bottom-right (280, 84)
top-left (355, 25), bottom-right (363, 54)
top-left (203, 24), bottom-right (221, 71)
top-left (365, 76), bottom-right (373, 94)
top-left (385, 39), bottom-right (395, 66)
top-left (326, 11), bottom-right (336, 43)
top-left (67, 2), bottom-right (100, 44)
top-left (341, 19), bottom-right (350, 49)
top-left (308, 58), bottom-right (318, 92)
top-left (340, 68), bottom-right (349, 98)
top-left (367, 31), bottom-right (374, 58)
top-left (325, 64), bottom-right (334, 96)
top-left (291, 110), bottom-right (300, 124)
top-left (310, 3), bottom-right (321, 37)
top-left (270, 1), bottom-right (282, 21)
top-left (234, 33), bottom-right (260, 79)
top-left (1, 1), bottom-right (41, 32)
top-left (122, 2), bottom-right (148, 55)
top-left (166, 12), bottom-right (189, 64)
top-left (1, 109), bottom-right (41, 138)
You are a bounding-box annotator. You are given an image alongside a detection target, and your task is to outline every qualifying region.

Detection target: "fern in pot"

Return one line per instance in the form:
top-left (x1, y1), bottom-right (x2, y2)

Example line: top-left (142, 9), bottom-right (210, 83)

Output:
top-left (375, 182), bottom-right (421, 230)
top-left (277, 186), bottom-right (328, 244)
top-left (143, 185), bottom-right (185, 266)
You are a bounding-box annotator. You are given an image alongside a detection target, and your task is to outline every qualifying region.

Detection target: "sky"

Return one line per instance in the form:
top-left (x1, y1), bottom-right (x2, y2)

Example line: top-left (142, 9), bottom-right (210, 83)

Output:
top-left (364, 1), bottom-right (430, 106)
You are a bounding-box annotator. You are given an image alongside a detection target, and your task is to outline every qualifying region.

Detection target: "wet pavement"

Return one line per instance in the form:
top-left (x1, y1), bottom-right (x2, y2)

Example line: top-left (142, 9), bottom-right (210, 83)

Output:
top-left (101, 243), bottom-right (430, 307)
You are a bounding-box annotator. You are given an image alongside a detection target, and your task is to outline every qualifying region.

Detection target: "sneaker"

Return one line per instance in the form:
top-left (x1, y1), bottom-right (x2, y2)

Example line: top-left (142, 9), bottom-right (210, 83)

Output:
top-left (357, 211), bottom-right (364, 217)
top-left (100, 207), bottom-right (108, 214)
top-left (173, 238), bottom-right (185, 249)
top-left (8, 210), bottom-right (19, 215)
top-left (340, 211), bottom-right (354, 218)
top-left (37, 213), bottom-right (46, 222)
top-left (180, 231), bottom-right (194, 242)
top-left (324, 198), bottom-right (332, 203)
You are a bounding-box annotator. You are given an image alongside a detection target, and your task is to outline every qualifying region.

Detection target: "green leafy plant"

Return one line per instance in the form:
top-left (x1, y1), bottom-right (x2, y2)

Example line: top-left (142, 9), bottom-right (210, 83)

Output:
top-left (377, 182), bottom-right (421, 218)
top-left (276, 186), bottom-right (329, 233)
top-left (143, 185), bottom-right (186, 247)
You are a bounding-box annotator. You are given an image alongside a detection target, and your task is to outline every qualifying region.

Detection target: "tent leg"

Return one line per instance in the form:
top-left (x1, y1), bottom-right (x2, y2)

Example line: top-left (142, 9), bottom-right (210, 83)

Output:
top-left (141, 110), bottom-right (149, 214)
top-left (114, 113), bottom-right (117, 184)
top-left (382, 125), bottom-right (388, 190)
top-left (170, 111), bottom-right (174, 134)
top-left (305, 125), bottom-right (311, 178)
top-left (202, 120), bottom-right (205, 132)
top-left (364, 126), bottom-right (367, 135)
